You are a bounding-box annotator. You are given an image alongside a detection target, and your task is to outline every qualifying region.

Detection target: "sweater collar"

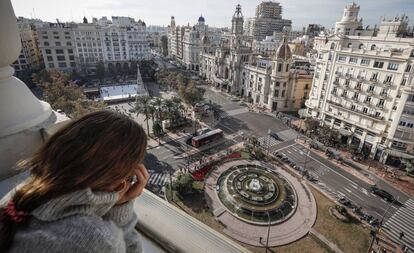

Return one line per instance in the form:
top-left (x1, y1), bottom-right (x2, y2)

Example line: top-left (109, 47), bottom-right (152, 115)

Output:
top-left (31, 188), bottom-right (119, 221)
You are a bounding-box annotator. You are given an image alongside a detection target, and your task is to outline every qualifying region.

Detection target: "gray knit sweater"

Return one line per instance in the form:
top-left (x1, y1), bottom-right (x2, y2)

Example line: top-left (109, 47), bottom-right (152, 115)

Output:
top-left (1, 188), bottom-right (143, 253)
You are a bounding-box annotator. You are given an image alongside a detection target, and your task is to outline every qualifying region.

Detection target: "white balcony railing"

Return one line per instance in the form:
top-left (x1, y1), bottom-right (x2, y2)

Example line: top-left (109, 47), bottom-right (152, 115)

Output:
top-left (0, 1), bottom-right (252, 252)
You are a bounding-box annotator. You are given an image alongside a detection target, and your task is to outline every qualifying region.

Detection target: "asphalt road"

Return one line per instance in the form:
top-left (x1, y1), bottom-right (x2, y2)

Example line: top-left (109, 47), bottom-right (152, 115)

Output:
top-left (274, 143), bottom-right (409, 221)
top-left (143, 62), bottom-right (411, 227)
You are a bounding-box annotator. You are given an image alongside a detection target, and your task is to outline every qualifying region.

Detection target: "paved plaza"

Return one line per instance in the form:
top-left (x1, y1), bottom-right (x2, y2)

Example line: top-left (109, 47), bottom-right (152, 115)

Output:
top-left (204, 159), bottom-right (317, 247)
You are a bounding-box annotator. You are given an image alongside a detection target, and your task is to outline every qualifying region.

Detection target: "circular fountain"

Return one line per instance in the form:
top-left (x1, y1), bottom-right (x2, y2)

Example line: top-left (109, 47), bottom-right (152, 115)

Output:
top-left (217, 164), bottom-right (297, 225)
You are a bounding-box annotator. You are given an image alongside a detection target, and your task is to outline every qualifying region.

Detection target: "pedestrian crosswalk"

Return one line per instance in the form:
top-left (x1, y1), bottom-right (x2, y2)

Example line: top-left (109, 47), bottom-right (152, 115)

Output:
top-left (147, 173), bottom-right (170, 186)
top-left (257, 135), bottom-right (282, 148)
top-left (383, 198), bottom-right (414, 252)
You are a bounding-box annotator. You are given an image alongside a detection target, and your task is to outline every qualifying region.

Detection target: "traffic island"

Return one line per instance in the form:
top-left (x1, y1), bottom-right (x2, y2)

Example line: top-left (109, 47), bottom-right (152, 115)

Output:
top-left (204, 159), bottom-right (317, 247)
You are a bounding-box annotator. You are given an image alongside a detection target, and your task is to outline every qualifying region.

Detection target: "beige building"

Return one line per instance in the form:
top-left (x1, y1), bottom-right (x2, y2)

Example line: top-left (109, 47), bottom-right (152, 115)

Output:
top-left (13, 17), bottom-right (44, 76)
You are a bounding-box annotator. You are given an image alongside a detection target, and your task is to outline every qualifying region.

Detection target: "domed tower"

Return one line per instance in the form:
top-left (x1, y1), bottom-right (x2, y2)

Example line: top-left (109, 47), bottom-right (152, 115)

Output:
top-left (198, 15), bottom-right (205, 26)
top-left (269, 31), bottom-right (292, 111)
top-left (272, 31), bottom-right (292, 76)
top-left (335, 3), bottom-right (362, 35)
top-left (170, 16), bottom-right (176, 31)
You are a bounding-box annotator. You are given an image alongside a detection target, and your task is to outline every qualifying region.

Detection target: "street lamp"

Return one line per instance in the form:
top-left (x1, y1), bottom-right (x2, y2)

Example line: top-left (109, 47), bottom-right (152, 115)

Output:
top-left (265, 211), bottom-right (271, 253)
top-left (300, 150), bottom-right (310, 179)
top-left (367, 196), bottom-right (398, 252)
top-left (267, 129), bottom-right (272, 155)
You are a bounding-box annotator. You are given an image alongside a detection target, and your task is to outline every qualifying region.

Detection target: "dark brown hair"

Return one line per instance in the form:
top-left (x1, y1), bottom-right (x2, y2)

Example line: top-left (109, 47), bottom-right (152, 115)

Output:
top-left (0, 110), bottom-right (147, 250)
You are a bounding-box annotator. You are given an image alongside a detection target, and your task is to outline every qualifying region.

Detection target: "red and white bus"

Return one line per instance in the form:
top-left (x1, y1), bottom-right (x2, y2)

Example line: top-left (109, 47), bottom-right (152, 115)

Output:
top-left (191, 129), bottom-right (223, 148)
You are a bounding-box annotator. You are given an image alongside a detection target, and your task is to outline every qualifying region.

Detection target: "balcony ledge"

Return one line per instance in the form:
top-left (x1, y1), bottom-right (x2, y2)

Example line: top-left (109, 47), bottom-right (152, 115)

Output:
top-left (0, 175), bottom-right (250, 253)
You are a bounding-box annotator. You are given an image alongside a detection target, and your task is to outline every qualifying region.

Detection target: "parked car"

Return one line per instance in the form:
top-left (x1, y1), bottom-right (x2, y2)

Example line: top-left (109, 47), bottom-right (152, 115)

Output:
top-left (228, 96), bottom-right (240, 102)
top-left (369, 218), bottom-right (380, 227)
top-left (370, 185), bottom-right (394, 202)
top-left (338, 196), bottom-right (352, 207)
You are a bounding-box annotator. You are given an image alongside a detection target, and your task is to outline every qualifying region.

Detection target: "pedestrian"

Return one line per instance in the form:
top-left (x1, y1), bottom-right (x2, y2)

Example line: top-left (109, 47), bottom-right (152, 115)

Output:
top-left (259, 237), bottom-right (262, 243)
top-left (0, 110), bottom-right (148, 252)
top-left (399, 231), bottom-right (405, 240)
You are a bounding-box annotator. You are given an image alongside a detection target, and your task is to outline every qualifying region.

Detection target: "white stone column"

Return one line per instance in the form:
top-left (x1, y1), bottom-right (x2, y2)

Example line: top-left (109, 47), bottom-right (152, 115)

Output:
top-left (0, 0), bottom-right (54, 179)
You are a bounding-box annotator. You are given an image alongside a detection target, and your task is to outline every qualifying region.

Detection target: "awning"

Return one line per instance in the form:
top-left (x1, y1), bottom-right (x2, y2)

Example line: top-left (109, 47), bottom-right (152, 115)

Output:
top-left (339, 128), bottom-right (352, 136)
top-left (386, 149), bottom-right (414, 159)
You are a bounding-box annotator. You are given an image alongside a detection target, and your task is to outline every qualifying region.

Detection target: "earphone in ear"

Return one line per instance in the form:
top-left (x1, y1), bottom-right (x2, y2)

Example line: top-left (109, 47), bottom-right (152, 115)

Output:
top-left (127, 175), bottom-right (138, 186)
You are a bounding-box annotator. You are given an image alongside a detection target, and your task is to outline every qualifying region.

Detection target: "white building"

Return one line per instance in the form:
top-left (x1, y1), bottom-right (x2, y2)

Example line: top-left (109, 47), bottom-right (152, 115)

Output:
top-left (305, 3), bottom-right (414, 166)
top-left (37, 16), bottom-right (150, 75)
top-left (252, 35), bottom-right (280, 56)
top-left (168, 15), bottom-right (224, 71)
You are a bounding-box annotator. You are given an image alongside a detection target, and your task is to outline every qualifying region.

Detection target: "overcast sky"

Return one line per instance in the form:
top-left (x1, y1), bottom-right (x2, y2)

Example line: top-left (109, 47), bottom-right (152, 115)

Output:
top-left (10, 0), bottom-right (414, 29)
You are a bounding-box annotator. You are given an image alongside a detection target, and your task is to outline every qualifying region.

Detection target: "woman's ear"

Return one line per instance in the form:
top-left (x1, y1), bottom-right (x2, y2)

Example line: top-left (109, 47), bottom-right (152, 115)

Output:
top-left (113, 180), bottom-right (128, 193)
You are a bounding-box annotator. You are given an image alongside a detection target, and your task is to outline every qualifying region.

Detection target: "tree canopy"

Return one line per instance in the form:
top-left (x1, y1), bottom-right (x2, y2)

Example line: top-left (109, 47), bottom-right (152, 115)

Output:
top-left (33, 69), bottom-right (106, 119)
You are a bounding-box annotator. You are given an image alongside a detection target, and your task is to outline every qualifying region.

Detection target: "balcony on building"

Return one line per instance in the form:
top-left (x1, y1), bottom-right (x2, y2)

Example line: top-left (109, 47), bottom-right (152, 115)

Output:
top-left (327, 100), bottom-right (384, 121)
top-left (0, 1), bottom-right (250, 252)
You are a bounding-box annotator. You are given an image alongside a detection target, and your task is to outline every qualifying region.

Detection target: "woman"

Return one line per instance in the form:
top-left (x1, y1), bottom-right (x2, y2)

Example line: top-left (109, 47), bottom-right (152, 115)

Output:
top-left (0, 110), bottom-right (149, 253)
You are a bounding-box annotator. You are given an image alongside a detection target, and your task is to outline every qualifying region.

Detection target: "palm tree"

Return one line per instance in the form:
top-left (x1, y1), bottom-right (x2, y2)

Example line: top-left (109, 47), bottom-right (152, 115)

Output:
top-left (135, 95), bottom-right (152, 135)
top-left (152, 97), bottom-right (164, 123)
top-left (163, 99), bottom-right (175, 124)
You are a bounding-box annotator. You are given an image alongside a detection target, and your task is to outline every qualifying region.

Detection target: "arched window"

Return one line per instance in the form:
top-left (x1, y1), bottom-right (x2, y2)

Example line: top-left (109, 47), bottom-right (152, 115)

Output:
top-left (330, 43), bottom-right (335, 50)
top-left (359, 44), bottom-right (364, 49)
top-left (347, 43), bottom-right (352, 48)
top-left (371, 44), bottom-right (376, 50)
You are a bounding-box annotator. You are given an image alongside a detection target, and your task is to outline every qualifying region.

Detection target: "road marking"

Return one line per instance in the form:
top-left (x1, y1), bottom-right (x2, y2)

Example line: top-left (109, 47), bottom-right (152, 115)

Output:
top-left (350, 184), bottom-right (358, 190)
top-left (296, 145), bottom-right (361, 186)
top-left (349, 192), bottom-right (365, 201)
top-left (273, 142), bottom-right (297, 152)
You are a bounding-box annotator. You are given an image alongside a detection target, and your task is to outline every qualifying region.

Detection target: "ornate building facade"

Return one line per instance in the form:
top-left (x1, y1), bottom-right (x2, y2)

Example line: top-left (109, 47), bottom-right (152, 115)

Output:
top-left (305, 3), bottom-right (414, 166)
top-left (168, 15), bottom-right (212, 71)
top-left (200, 4), bottom-right (311, 112)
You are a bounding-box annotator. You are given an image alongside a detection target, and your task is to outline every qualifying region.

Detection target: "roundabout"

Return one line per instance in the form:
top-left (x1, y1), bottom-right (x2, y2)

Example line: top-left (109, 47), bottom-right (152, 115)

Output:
top-left (204, 159), bottom-right (317, 247)
top-left (217, 164), bottom-right (297, 225)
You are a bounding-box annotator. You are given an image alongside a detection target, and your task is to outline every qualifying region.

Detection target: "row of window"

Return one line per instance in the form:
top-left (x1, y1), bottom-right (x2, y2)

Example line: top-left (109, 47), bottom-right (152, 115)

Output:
top-left (46, 55), bottom-right (75, 61)
top-left (44, 41), bottom-right (72, 46)
top-left (398, 121), bottom-right (414, 128)
top-left (45, 49), bottom-right (74, 54)
top-left (48, 62), bottom-right (75, 68)
top-left (337, 55), bottom-right (404, 71)
top-left (41, 31), bottom-right (71, 35)
top-left (329, 104), bottom-right (382, 118)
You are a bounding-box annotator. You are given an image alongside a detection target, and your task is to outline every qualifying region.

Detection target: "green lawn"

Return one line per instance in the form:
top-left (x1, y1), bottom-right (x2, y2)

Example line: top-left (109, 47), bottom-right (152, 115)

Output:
top-left (310, 187), bottom-right (371, 253)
